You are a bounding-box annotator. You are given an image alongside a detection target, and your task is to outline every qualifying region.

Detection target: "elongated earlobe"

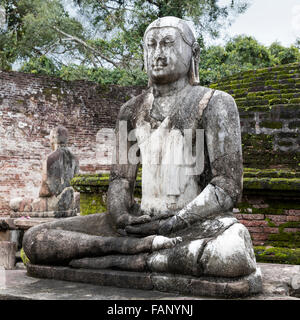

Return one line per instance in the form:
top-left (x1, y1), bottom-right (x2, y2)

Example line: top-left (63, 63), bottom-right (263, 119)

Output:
top-left (189, 42), bottom-right (200, 85)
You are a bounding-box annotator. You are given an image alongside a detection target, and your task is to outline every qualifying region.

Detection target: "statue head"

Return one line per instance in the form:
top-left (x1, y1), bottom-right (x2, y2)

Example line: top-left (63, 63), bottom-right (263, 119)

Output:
top-left (49, 126), bottom-right (68, 151)
top-left (143, 16), bottom-right (200, 86)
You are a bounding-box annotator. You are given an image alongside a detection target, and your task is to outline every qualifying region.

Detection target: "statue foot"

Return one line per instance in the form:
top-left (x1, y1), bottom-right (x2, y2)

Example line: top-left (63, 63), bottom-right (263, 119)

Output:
top-left (152, 235), bottom-right (182, 251)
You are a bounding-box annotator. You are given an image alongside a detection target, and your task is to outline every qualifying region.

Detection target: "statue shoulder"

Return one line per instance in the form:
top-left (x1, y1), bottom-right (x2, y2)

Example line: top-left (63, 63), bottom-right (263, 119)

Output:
top-left (203, 88), bottom-right (239, 122)
top-left (46, 148), bottom-right (77, 170)
top-left (46, 149), bottom-right (60, 170)
top-left (118, 89), bottom-right (151, 122)
top-left (209, 89), bottom-right (238, 112)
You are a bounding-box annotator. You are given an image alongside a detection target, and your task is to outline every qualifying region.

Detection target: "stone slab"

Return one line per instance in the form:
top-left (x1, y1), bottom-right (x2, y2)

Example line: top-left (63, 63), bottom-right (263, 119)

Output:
top-left (27, 264), bottom-right (153, 291)
top-left (0, 218), bottom-right (16, 230)
top-left (26, 264), bottom-right (262, 298)
top-left (0, 266), bottom-right (299, 300)
top-left (12, 218), bottom-right (58, 230)
top-left (0, 242), bottom-right (16, 269)
top-left (10, 210), bottom-right (77, 219)
top-left (0, 269), bottom-right (203, 300)
top-left (0, 230), bottom-right (20, 245)
top-left (0, 230), bottom-right (10, 241)
top-left (259, 263), bottom-right (300, 296)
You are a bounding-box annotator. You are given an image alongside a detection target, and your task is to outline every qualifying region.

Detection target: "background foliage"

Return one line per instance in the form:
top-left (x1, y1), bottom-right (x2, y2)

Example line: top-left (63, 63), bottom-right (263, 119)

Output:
top-left (0, 0), bottom-right (299, 86)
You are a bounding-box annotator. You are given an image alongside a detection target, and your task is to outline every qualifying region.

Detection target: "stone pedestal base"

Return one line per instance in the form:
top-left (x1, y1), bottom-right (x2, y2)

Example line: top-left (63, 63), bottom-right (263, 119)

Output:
top-left (10, 209), bottom-right (77, 218)
top-left (26, 264), bottom-right (262, 298)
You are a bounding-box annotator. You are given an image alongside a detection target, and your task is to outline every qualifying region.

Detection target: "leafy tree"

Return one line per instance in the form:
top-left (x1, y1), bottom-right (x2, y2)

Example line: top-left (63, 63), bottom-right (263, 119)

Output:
top-left (198, 36), bottom-right (300, 85)
top-left (269, 42), bottom-right (300, 65)
top-left (58, 64), bottom-right (148, 85)
top-left (2, 0), bottom-right (299, 87)
top-left (72, 0), bottom-right (250, 68)
top-left (0, 0), bottom-right (111, 70)
top-left (20, 55), bottom-right (59, 76)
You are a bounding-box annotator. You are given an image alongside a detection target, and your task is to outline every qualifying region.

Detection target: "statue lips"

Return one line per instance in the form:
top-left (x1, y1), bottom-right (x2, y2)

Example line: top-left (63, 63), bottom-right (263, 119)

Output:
top-left (152, 58), bottom-right (168, 71)
top-left (153, 63), bottom-right (167, 71)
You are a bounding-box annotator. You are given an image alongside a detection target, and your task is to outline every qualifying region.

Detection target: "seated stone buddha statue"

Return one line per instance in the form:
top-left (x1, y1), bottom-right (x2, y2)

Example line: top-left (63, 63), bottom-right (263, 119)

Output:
top-left (23, 17), bottom-right (259, 281)
top-left (10, 126), bottom-right (79, 217)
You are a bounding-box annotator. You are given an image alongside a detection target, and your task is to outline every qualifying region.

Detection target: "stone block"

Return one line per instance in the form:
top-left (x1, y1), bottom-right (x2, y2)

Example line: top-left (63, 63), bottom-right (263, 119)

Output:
top-left (251, 233), bottom-right (268, 241)
top-left (248, 226), bottom-right (263, 233)
top-left (242, 214), bottom-right (265, 220)
top-left (0, 230), bottom-right (20, 246)
top-left (0, 218), bottom-right (16, 230)
top-left (0, 231), bottom-right (10, 241)
top-left (151, 274), bottom-right (192, 295)
top-left (266, 215), bottom-right (287, 222)
top-left (19, 199), bottom-right (33, 212)
top-left (190, 278), bottom-right (227, 297)
top-left (287, 216), bottom-right (300, 222)
top-left (27, 265), bottom-right (154, 291)
top-left (26, 264), bottom-right (262, 298)
top-left (224, 280), bottom-right (250, 297)
top-left (31, 198), bottom-right (47, 212)
top-left (13, 218), bottom-right (57, 230)
top-left (0, 241), bottom-right (16, 269)
top-left (263, 227), bottom-right (279, 234)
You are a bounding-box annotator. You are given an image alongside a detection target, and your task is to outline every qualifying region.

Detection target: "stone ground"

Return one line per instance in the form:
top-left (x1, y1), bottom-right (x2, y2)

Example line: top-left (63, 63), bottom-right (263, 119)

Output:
top-left (0, 263), bottom-right (299, 300)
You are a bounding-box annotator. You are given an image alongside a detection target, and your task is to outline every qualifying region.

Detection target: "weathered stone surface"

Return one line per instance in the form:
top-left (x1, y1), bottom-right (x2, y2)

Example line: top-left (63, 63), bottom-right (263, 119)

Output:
top-left (21, 16), bottom-right (261, 297)
top-left (9, 126), bottom-right (79, 218)
top-left (11, 210), bottom-right (77, 219)
top-left (0, 230), bottom-right (20, 245)
top-left (224, 280), bottom-right (250, 297)
top-left (27, 264), bottom-right (153, 291)
top-left (0, 218), bottom-right (16, 230)
top-left (0, 230), bottom-right (10, 241)
top-left (199, 223), bottom-right (257, 278)
top-left (70, 254), bottom-right (148, 271)
top-left (190, 278), bottom-right (227, 297)
top-left (13, 218), bottom-right (57, 230)
top-left (26, 264), bottom-right (263, 298)
top-left (0, 263), bottom-right (298, 300)
top-left (0, 269), bottom-right (197, 300)
top-left (151, 273), bottom-right (193, 295)
top-left (258, 263), bottom-right (300, 297)
top-left (0, 242), bottom-right (16, 269)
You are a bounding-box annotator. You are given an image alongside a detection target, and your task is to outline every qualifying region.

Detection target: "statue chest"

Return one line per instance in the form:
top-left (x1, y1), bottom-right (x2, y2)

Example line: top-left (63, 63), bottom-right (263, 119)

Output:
top-left (134, 95), bottom-right (207, 214)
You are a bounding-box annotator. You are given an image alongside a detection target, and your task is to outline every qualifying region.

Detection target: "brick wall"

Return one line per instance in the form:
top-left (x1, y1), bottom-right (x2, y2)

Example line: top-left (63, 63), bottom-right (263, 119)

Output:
top-left (211, 63), bottom-right (300, 247)
top-left (211, 62), bottom-right (300, 169)
top-left (0, 71), bottom-right (143, 215)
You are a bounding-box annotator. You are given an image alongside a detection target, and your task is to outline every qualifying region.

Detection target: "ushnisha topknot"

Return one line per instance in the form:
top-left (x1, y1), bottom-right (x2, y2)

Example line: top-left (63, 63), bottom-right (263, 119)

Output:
top-left (143, 16), bottom-right (196, 47)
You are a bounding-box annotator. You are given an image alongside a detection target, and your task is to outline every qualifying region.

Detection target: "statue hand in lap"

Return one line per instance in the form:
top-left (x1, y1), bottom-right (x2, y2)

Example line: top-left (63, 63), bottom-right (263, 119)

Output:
top-left (125, 212), bottom-right (180, 236)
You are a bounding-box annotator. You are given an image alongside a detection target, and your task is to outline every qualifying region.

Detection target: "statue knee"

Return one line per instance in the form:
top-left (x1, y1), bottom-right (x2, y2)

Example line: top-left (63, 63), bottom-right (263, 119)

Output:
top-left (22, 224), bottom-right (50, 264)
top-left (199, 223), bottom-right (257, 278)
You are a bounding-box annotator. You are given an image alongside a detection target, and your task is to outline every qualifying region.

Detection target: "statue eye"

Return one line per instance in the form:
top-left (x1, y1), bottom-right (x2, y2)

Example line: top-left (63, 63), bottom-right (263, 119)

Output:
top-left (163, 37), bottom-right (175, 45)
top-left (147, 40), bottom-right (156, 48)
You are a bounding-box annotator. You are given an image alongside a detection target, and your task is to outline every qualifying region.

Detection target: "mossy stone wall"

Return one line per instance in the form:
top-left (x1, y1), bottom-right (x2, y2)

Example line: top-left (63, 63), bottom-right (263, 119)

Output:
top-left (210, 62), bottom-right (300, 170)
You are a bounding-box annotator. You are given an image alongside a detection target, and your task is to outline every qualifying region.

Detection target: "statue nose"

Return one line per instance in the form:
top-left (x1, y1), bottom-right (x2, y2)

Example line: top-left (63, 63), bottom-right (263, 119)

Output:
top-left (154, 45), bottom-right (165, 59)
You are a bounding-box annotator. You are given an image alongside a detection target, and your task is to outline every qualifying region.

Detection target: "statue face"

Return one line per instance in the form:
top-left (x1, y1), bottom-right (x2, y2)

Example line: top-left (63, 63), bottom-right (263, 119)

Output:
top-left (145, 27), bottom-right (192, 84)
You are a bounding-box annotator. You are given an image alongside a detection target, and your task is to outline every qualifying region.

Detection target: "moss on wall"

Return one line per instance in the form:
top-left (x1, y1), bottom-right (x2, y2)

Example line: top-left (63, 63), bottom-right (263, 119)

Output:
top-left (254, 246), bottom-right (300, 264)
top-left (266, 222), bottom-right (300, 248)
top-left (211, 62), bottom-right (300, 170)
top-left (20, 248), bottom-right (30, 266)
top-left (80, 193), bottom-right (107, 215)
